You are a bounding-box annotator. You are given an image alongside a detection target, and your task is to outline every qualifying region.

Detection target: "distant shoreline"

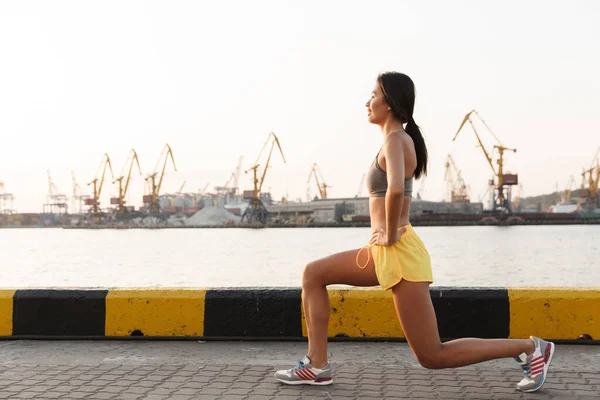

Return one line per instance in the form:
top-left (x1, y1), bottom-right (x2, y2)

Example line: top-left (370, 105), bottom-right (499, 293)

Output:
top-left (2, 213), bottom-right (600, 229)
top-left (59, 218), bottom-right (600, 229)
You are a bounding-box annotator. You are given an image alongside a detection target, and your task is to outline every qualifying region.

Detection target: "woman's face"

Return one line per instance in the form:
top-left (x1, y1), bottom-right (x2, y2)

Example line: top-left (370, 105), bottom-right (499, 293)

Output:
top-left (366, 82), bottom-right (388, 125)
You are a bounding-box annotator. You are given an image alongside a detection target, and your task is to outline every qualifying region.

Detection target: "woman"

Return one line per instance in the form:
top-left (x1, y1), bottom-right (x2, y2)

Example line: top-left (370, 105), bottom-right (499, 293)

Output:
top-left (275, 72), bottom-right (554, 393)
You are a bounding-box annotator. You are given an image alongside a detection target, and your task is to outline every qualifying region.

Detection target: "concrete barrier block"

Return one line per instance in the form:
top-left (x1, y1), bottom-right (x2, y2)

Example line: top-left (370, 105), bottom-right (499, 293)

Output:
top-left (105, 289), bottom-right (206, 337)
top-left (509, 288), bottom-right (600, 340)
top-left (0, 290), bottom-right (15, 336)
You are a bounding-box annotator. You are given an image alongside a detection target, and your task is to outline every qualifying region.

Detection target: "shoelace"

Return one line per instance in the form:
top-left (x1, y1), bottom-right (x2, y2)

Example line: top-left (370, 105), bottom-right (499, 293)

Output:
top-left (514, 357), bottom-right (531, 378)
top-left (290, 359), bottom-right (305, 373)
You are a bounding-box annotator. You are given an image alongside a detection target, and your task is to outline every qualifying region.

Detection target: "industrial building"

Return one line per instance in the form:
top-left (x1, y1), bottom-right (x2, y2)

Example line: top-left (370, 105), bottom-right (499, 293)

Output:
top-left (267, 197), bottom-right (484, 225)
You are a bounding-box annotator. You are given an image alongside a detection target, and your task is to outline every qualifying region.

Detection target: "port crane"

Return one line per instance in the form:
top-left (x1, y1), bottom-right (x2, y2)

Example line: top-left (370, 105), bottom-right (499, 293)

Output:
top-left (581, 147), bottom-right (600, 207)
top-left (176, 180), bottom-right (187, 195)
top-left (453, 110), bottom-right (517, 212)
top-left (112, 149), bottom-right (142, 217)
top-left (71, 171), bottom-right (90, 214)
top-left (242, 132), bottom-right (286, 224)
top-left (44, 170), bottom-right (68, 214)
top-left (216, 156), bottom-right (244, 198)
top-left (307, 163), bottom-right (330, 201)
top-left (0, 180), bottom-right (15, 215)
top-left (86, 154), bottom-right (114, 214)
top-left (199, 182), bottom-right (209, 195)
top-left (561, 176), bottom-right (576, 204)
top-left (144, 144), bottom-right (177, 218)
top-left (355, 173), bottom-right (366, 198)
top-left (513, 183), bottom-right (524, 210)
top-left (444, 154), bottom-right (470, 203)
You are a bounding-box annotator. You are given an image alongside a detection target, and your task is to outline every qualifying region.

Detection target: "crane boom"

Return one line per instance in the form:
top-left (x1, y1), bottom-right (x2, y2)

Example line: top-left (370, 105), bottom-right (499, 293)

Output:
top-left (177, 180), bottom-right (187, 194)
top-left (144, 144), bottom-right (177, 217)
top-left (452, 110), bottom-right (517, 211)
top-left (233, 156), bottom-right (243, 193)
top-left (97, 154), bottom-right (114, 199)
top-left (453, 110), bottom-right (496, 175)
top-left (242, 132), bottom-right (286, 224)
top-left (444, 154), bottom-right (469, 202)
top-left (157, 144), bottom-right (176, 196)
top-left (258, 134), bottom-right (286, 193)
top-left (47, 170), bottom-right (57, 196)
top-left (356, 173), bottom-right (366, 197)
top-left (112, 149), bottom-right (142, 212)
top-left (86, 153), bottom-right (114, 213)
top-left (308, 163), bottom-right (329, 199)
top-left (123, 149), bottom-right (141, 198)
top-left (200, 182), bottom-right (209, 195)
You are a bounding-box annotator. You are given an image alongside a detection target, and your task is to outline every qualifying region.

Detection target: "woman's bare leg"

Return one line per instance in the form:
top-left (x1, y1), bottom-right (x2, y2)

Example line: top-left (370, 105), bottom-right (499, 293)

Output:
top-left (391, 279), bottom-right (535, 369)
top-left (302, 248), bottom-right (379, 368)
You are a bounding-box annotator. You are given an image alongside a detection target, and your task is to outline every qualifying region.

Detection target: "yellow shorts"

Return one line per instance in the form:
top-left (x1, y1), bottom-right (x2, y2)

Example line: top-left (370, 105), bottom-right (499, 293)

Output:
top-left (357, 224), bottom-right (433, 290)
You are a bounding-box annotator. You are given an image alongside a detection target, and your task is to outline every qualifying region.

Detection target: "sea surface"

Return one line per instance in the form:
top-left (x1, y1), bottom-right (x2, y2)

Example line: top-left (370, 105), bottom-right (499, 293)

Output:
top-left (1, 225), bottom-right (599, 288)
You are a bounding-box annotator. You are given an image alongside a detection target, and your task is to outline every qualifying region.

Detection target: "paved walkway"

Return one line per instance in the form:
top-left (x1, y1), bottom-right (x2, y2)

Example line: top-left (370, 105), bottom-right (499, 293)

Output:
top-left (0, 340), bottom-right (599, 399)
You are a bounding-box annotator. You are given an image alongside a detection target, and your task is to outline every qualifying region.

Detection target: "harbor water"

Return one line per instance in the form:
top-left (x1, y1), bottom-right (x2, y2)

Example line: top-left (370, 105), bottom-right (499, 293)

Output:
top-left (1, 225), bottom-right (599, 289)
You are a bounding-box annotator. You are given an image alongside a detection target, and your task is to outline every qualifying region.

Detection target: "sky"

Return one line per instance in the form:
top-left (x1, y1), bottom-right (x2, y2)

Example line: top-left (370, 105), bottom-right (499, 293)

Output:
top-left (1, 0), bottom-right (599, 212)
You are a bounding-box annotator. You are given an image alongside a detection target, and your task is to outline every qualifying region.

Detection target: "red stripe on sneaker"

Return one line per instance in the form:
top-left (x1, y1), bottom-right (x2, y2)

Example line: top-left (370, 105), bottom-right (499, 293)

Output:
top-left (296, 370), bottom-right (311, 380)
top-left (545, 343), bottom-right (552, 361)
top-left (531, 369), bottom-right (544, 376)
top-left (303, 370), bottom-right (315, 380)
top-left (315, 377), bottom-right (332, 383)
top-left (531, 366), bottom-right (544, 374)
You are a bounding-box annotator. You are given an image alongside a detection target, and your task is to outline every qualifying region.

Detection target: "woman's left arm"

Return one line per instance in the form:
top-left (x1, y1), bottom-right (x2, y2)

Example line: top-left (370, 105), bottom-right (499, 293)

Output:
top-left (384, 134), bottom-right (405, 244)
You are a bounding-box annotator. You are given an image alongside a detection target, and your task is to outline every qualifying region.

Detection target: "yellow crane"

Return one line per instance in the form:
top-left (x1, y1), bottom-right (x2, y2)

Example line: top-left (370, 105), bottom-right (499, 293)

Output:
top-left (86, 154), bottom-right (114, 214)
top-left (144, 144), bottom-right (177, 217)
top-left (561, 175), bottom-right (576, 204)
top-left (444, 154), bottom-right (469, 203)
top-left (307, 163), bottom-right (330, 200)
top-left (176, 180), bottom-right (187, 195)
top-left (112, 149), bottom-right (142, 215)
top-left (513, 183), bottom-right (524, 210)
top-left (453, 110), bottom-right (517, 212)
top-left (242, 132), bottom-right (286, 223)
top-left (199, 182), bottom-right (210, 195)
top-left (593, 162), bottom-right (600, 202)
top-left (580, 147), bottom-right (600, 205)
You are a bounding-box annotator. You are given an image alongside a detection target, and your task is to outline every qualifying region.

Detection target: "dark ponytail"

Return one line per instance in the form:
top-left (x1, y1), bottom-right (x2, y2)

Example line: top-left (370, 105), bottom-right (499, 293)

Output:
top-left (378, 72), bottom-right (428, 179)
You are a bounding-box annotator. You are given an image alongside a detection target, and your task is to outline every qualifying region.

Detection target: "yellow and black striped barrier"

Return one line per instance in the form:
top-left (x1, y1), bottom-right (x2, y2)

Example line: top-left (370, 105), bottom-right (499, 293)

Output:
top-left (0, 288), bottom-right (599, 341)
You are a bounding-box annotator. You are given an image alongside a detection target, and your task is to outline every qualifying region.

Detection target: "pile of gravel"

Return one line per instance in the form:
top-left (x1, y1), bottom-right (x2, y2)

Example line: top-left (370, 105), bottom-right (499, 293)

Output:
top-left (184, 206), bottom-right (241, 226)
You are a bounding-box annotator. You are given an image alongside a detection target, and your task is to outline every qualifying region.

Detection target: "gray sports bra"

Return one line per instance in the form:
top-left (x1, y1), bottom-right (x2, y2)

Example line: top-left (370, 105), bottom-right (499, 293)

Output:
top-left (366, 149), bottom-right (413, 197)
